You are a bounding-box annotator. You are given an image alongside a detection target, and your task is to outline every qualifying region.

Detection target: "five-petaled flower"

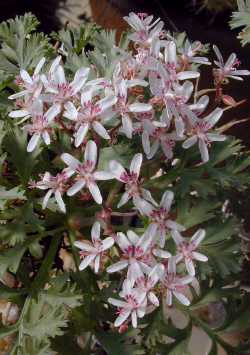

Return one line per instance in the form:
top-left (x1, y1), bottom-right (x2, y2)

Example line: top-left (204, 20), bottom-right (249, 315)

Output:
top-left (160, 257), bottom-right (193, 306)
top-left (61, 140), bottom-right (113, 204)
top-left (138, 190), bottom-right (185, 247)
top-left (108, 279), bottom-right (147, 328)
top-left (109, 153), bottom-right (156, 210)
top-left (171, 229), bottom-right (208, 276)
top-left (75, 221), bottom-right (114, 273)
top-left (182, 107), bottom-right (226, 163)
top-left (107, 227), bottom-right (155, 282)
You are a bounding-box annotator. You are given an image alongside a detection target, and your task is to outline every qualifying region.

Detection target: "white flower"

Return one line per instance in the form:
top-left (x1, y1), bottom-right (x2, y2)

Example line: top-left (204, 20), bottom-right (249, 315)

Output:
top-left (61, 140), bottom-right (113, 204)
top-left (172, 229), bottom-right (208, 276)
top-left (35, 170), bottom-right (70, 213)
top-left (114, 79), bottom-right (152, 139)
top-left (213, 45), bottom-right (250, 81)
top-left (108, 279), bottom-right (147, 328)
top-left (137, 190), bottom-right (185, 247)
top-left (107, 226), bottom-right (155, 281)
top-left (124, 12), bottom-right (164, 47)
top-left (180, 40), bottom-right (211, 66)
top-left (160, 257), bottom-right (193, 306)
top-left (182, 107), bottom-right (226, 163)
top-left (42, 56), bottom-right (89, 106)
top-left (23, 100), bottom-right (61, 152)
top-left (132, 263), bottom-right (164, 307)
top-left (64, 91), bottom-right (117, 147)
top-left (74, 221), bottom-right (114, 273)
top-left (8, 57), bottom-right (45, 101)
top-left (109, 153), bottom-right (156, 210)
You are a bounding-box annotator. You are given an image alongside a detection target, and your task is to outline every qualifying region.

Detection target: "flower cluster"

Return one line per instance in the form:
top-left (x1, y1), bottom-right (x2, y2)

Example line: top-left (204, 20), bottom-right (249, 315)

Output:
top-left (8, 11), bottom-right (249, 331)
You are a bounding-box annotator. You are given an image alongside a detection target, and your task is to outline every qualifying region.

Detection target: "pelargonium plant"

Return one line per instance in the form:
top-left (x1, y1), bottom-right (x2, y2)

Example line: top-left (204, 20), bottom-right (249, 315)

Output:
top-left (0, 12), bottom-right (250, 355)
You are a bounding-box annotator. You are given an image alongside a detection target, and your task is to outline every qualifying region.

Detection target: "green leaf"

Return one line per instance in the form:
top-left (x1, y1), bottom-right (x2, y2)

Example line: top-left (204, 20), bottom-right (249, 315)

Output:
top-left (0, 185), bottom-right (26, 210)
top-left (0, 244), bottom-right (26, 276)
top-left (4, 127), bottom-right (40, 184)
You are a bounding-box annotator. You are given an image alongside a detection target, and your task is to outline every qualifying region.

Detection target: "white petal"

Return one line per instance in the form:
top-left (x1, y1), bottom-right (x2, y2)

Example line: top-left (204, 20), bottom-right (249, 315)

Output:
top-left (190, 229), bottom-right (206, 247)
top-left (166, 290), bottom-right (172, 306)
top-left (88, 182), bottom-right (102, 204)
top-left (55, 190), bottom-right (66, 213)
top-left (64, 102), bottom-right (78, 120)
top-left (67, 179), bottom-right (85, 196)
top-left (44, 104), bottom-right (61, 122)
top-left (20, 69), bottom-right (32, 84)
top-left (166, 220), bottom-right (186, 231)
top-left (122, 114), bottom-right (133, 139)
top-left (171, 230), bottom-right (184, 245)
top-left (101, 237), bottom-right (114, 251)
top-left (92, 121), bottom-right (110, 139)
top-left (84, 140), bottom-right (97, 167)
top-left (94, 255), bottom-right (100, 273)
top-left (114, 310), bottom-right (131, 327)
top-left (42, 131), bottom-right (50, 146)
top-left (9, 110), bottom-right (29, 118)
top-left (98, 95), bottom-right (117, 112)
top-left (34, 57), bottom-right (46, 75)
top-left (93, 171), bottom-right (113, 180)
top-left (75, 124), bottom-right (89, 147)
top-left (91, 221), bottom-right (101, 242)
top-left (142, 131), bottom-right (150, 156)
top-left (185, 258), bottom-right (195, 276)
top-left (116, 232), bottom-right (131, 251)
top-left (27, 133), bottom-right (40, 152)
top-left (55, 65), bottom-right (66, 85)
top-left (173, 291), bottom-right (190, 306)
top-left (135, 199), bottom-right (154, 216)
top-left (160, 190), bottom-right (174, 210)
top-left (207, 133), bottom-right (226, 142)
top-left (192, 251), bottom-right (208, 262)
top-left (74, 241), bottom-right (96, 252)
top-left (153, 249), bottom-right (171, 259)
top-left (131, 310), bottom-right (138, 328)
top-left (130, 153), bottom-right (142, 176)
top-left (42, 189), bottom-right (53, 209)
top-left (199, 139), bottom-right (209, 163)
top-left (148, 292), bottom-right (159, 307)
top-left (127, 230), bottom-right (140, 245)
top-left (109, 160), bottom-right (126, 181)
top-left (177, 71), bottom-right (200, 80)
top-left (182, 136), bottom-right (197, 149)
top-left (61, 153), bottom-right (80, 170)
top-left (128, 103), bottom-right (152, 113)
top-left (107, 260), bottom-right (129, 273)
top-left (79, 254), bottom-right (96, 271)
top-left (8, 90), bottom-right (28, 99)
top-left (117, 192), bottom-right (130, 208)
top-left (108, 298), bottom-right (127, 308)
top-left (49, 56), bottom-right (61, 75)
top-left (204, 107), bottom-right (223, 128)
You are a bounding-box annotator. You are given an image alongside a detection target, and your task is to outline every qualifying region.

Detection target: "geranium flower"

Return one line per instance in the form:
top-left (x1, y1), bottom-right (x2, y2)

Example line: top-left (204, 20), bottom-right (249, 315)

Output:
top-left (171, 229), bottom-right (208, 276)
top-left (34, 170), bottom-right (70, 213)
top-left (114, 78), bottom-right (152, 139)
top-left (109, 153), bottom-right (156, 209)
top-left (61, 140), bottom-right (113, 204)
top-left (63, 91), bottom-right (117, 147)
top-left (8, 57), bottom-right (45, 101)
top-left (123, 12), bottom-right (164, 47)
top-left (23, 100), bottom-right (61, 152)
top-left (213, 45), bottom-right (250, 81)
top-left (137, 190), bottom-right (185, 247)
top-left (108, 279), bottom-right (147, 328)
top-left (132, 263), bottom-right (164, 307)
top-left (41, 56), bottom-right (89, 107)
top-left (107, 226), bottom-right (155, 281)
top-left (74, 221), bottom-right (114, 273)
top-left (182, 107), bottom-right (226, 163)
top-left (160, 257), bottom-right (193, 306)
